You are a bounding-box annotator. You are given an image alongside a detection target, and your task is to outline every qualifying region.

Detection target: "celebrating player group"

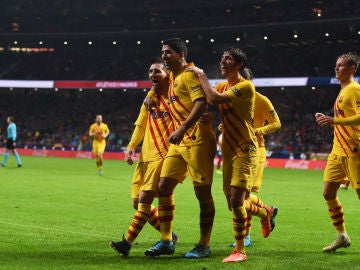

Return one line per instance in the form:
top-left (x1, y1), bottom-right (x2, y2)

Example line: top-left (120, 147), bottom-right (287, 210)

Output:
top-left (109, 38), bottom-right (360, 263)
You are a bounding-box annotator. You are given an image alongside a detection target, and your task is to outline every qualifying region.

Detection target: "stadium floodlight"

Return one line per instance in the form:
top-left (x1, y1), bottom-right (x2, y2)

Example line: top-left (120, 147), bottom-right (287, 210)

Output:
top-left (112, 41), bottom-right (117, 45)
top-left (236, 37), bottom-right (240, 42)
top-left (325, 33), bottom-right (329, 37)
top-left (64, 41), bottom-right (68, 45)
top-left (185, 39), bottom-right (190, 43)
top-left (210, 38), bottom-right (215, 43)
top-left (13, 41), bottom-right (18, 45)
top-left (293, 34), bottom-right (298, 38)
top-left (39, 41), bottom-right (43, 45)
top-left (264, 36), bottom-right (268, 40)
top-left (137, 40), bottom-right (141, 45)
top-left (55, 88), bottom-right (59, 91)
top-left (88, 41), bottom-right (93, 45)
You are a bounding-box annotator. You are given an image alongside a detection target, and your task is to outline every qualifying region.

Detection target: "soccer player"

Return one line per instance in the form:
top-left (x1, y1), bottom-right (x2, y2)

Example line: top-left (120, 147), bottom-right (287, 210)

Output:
top-left (144, 38), bottom-right (216, 258)
top-left (315, 52), bottom-right (360, 252)
top-left (89, 115), bottom-right (109, 175)
top-left (109, 61), bottom-right (178, 256)
top-left (238, 68), bottom-right (281, 247)
top-left (1, 116), bottom-right (22, 167)
top-left (187, 47), bottom-right (277, 262)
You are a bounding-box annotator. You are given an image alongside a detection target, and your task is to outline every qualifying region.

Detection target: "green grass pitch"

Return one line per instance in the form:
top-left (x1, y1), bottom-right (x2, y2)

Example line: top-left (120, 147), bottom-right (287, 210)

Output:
top-left (1, 156), bottom-right (359, 270)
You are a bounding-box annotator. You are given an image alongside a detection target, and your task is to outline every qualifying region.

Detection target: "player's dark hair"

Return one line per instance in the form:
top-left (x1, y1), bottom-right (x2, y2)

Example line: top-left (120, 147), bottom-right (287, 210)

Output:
top-left (338, 52), bottom-right (360, 74)
top-left (8, 116), bottom-right (14, 122)
top-left (162, 38), bottom-right (187, 58)
top-left (241, 68), bottom-right (253, 80)
top-left (224, 47), bottom-right (247, 71)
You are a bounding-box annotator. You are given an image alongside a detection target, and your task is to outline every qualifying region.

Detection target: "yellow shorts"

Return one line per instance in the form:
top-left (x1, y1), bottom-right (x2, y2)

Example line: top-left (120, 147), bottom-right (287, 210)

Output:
top-left (324, 153), bottom-right (360, 189)
top-left (223, 154), bottom-right (258, 196)
top-left (251, 146), bottom-right (266, 193)
top-left (131, 159), bottom-right (163, 199)
top-left (160, 138), bottom-right (216, 186)
top-left (92, 141), bottom-right (106, 156)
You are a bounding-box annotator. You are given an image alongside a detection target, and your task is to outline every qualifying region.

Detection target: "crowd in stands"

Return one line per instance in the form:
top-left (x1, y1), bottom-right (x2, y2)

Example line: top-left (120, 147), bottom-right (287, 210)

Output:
top-left (1, 0), bottom-right (358, 33)
top-left (0, 85), bottom-right (337, 159)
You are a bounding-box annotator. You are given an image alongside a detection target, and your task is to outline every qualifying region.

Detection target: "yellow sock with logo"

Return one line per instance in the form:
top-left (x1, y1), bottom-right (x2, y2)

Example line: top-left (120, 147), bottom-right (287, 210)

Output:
top-left (232, 205), bottom-right (247, 253)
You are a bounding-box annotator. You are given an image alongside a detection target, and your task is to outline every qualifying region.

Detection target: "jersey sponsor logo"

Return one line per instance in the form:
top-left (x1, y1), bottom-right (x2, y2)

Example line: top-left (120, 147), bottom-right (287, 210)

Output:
top-left (190, 84), bottom-right (202, 92)
top-left (168, 95), bottom-right (180, 104)
top-left (150, 110), bottom-right (170, 119)
top-left (232, 87), bottom-right (242, 97)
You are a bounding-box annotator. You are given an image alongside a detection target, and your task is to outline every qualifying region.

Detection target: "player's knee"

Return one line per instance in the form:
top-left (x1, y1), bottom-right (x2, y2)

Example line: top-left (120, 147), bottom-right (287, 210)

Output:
top-left (194, 185), bottom-right (212, 201)
top-left (323, 190), bottom-right (335, 201)
top-left (158, 178), bottom-right (177, 197)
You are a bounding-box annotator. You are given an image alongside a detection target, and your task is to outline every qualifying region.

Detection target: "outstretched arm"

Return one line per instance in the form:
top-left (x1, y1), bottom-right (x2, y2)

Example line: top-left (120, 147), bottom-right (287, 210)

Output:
top-left (186, 67), bottom-right (231, 104)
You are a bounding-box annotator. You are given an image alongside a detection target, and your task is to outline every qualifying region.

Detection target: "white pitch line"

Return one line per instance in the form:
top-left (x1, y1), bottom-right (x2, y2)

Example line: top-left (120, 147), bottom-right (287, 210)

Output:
top-left (0, 221), bottom-right (107, 238)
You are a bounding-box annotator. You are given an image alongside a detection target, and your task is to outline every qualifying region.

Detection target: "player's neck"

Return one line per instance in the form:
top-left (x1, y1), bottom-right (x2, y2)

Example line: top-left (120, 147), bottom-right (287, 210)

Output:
top-left (340, 77), bottom-right (353, 89)
top-left (226, 72), bottom-right (241, 86)
top-left (172, 60), bottom-right (187, 77)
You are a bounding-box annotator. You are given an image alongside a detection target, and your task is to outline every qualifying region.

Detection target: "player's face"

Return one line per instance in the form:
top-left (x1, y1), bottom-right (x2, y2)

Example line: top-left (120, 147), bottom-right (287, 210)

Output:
top-left (6, 117), bottom-right (10, 124)
top-left (220, 52), bottom-right (242, 77)
top-left (335, 57), bottom-right (355, 81)
top-left (161, 45), bottom-right (182, 71)
top-left (149, 63), bottom-right (168, 92)
top-left (96, 115), bottom-right (102, 124)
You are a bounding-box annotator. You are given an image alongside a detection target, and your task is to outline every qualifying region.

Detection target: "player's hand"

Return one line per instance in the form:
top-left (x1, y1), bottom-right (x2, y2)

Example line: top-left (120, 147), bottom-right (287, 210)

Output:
top-left (168, 126), bottom-right (186, 145)
top-left (198, 112), bottom-right (214, 124)
top-left (144, 96), bottom-right (156, 112)
top-left (125, 148), bottom-right (136, 165)
top-left (185, 66), bottom-right (204, 77)
top-left (316, 114), bottom-right (334, 127)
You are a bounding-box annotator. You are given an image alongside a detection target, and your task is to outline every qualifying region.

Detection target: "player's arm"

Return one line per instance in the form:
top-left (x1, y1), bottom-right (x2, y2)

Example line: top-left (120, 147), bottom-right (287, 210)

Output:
top-left (256, 101), bottom-right (281, 136)
top-left (169, 97), bottom-right (207, 145)
top-left (89, 126), bottom-right (97, 137)
top-left (102, 126), bottom-right (110, 139)
top-left (143, 89), bottom-right (159, 111)
top-left (126, 105), bottom-right (148, 165)
top-left (316, 113), bottom-right (360, 127)
top-left (186, 67), bottom-right (230, 104)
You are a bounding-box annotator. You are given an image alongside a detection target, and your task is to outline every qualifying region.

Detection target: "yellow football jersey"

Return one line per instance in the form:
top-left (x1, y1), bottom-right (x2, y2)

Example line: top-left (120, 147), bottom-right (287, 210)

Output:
top-left (89, 122), bottom-right (109, 143)
top-left (168, 63), bottom-right (214, 146)
top-left (332, 81), bottom-right (360, 158)
top-left (128, 93), bottom-right (174, 162)
top-left (215, 78), bottom-right (258, 159)
top-left (254, 92), bottom-right (281, 147)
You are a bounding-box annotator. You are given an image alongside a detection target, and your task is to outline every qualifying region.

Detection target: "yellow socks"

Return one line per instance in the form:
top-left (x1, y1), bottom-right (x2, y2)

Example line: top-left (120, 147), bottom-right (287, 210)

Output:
top-left (199, 198), bottom-right (215, 247)
top-left (326, 197), bottom-right (346, 233)
top-left (244, 200), bottom-right (267, 219)
top-left (125, 203), bottom-right (151, 243)
top-left (232, 205), bottom-right (247, 253)
top-left (158, 194), bottom-right (175, 241)
top-left (148, 204), bottom-right (160, 231)
top-left (249, 194), bottom-right (267, 208)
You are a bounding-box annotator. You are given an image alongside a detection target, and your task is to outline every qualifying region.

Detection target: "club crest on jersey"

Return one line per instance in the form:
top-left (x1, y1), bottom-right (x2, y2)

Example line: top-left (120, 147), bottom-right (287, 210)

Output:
top-left (168, 95), bottom-right (179, 104)
top-left (334, 109), bottom-right (345, 117)
top-left (232, 87), bottom-right (242, 97)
